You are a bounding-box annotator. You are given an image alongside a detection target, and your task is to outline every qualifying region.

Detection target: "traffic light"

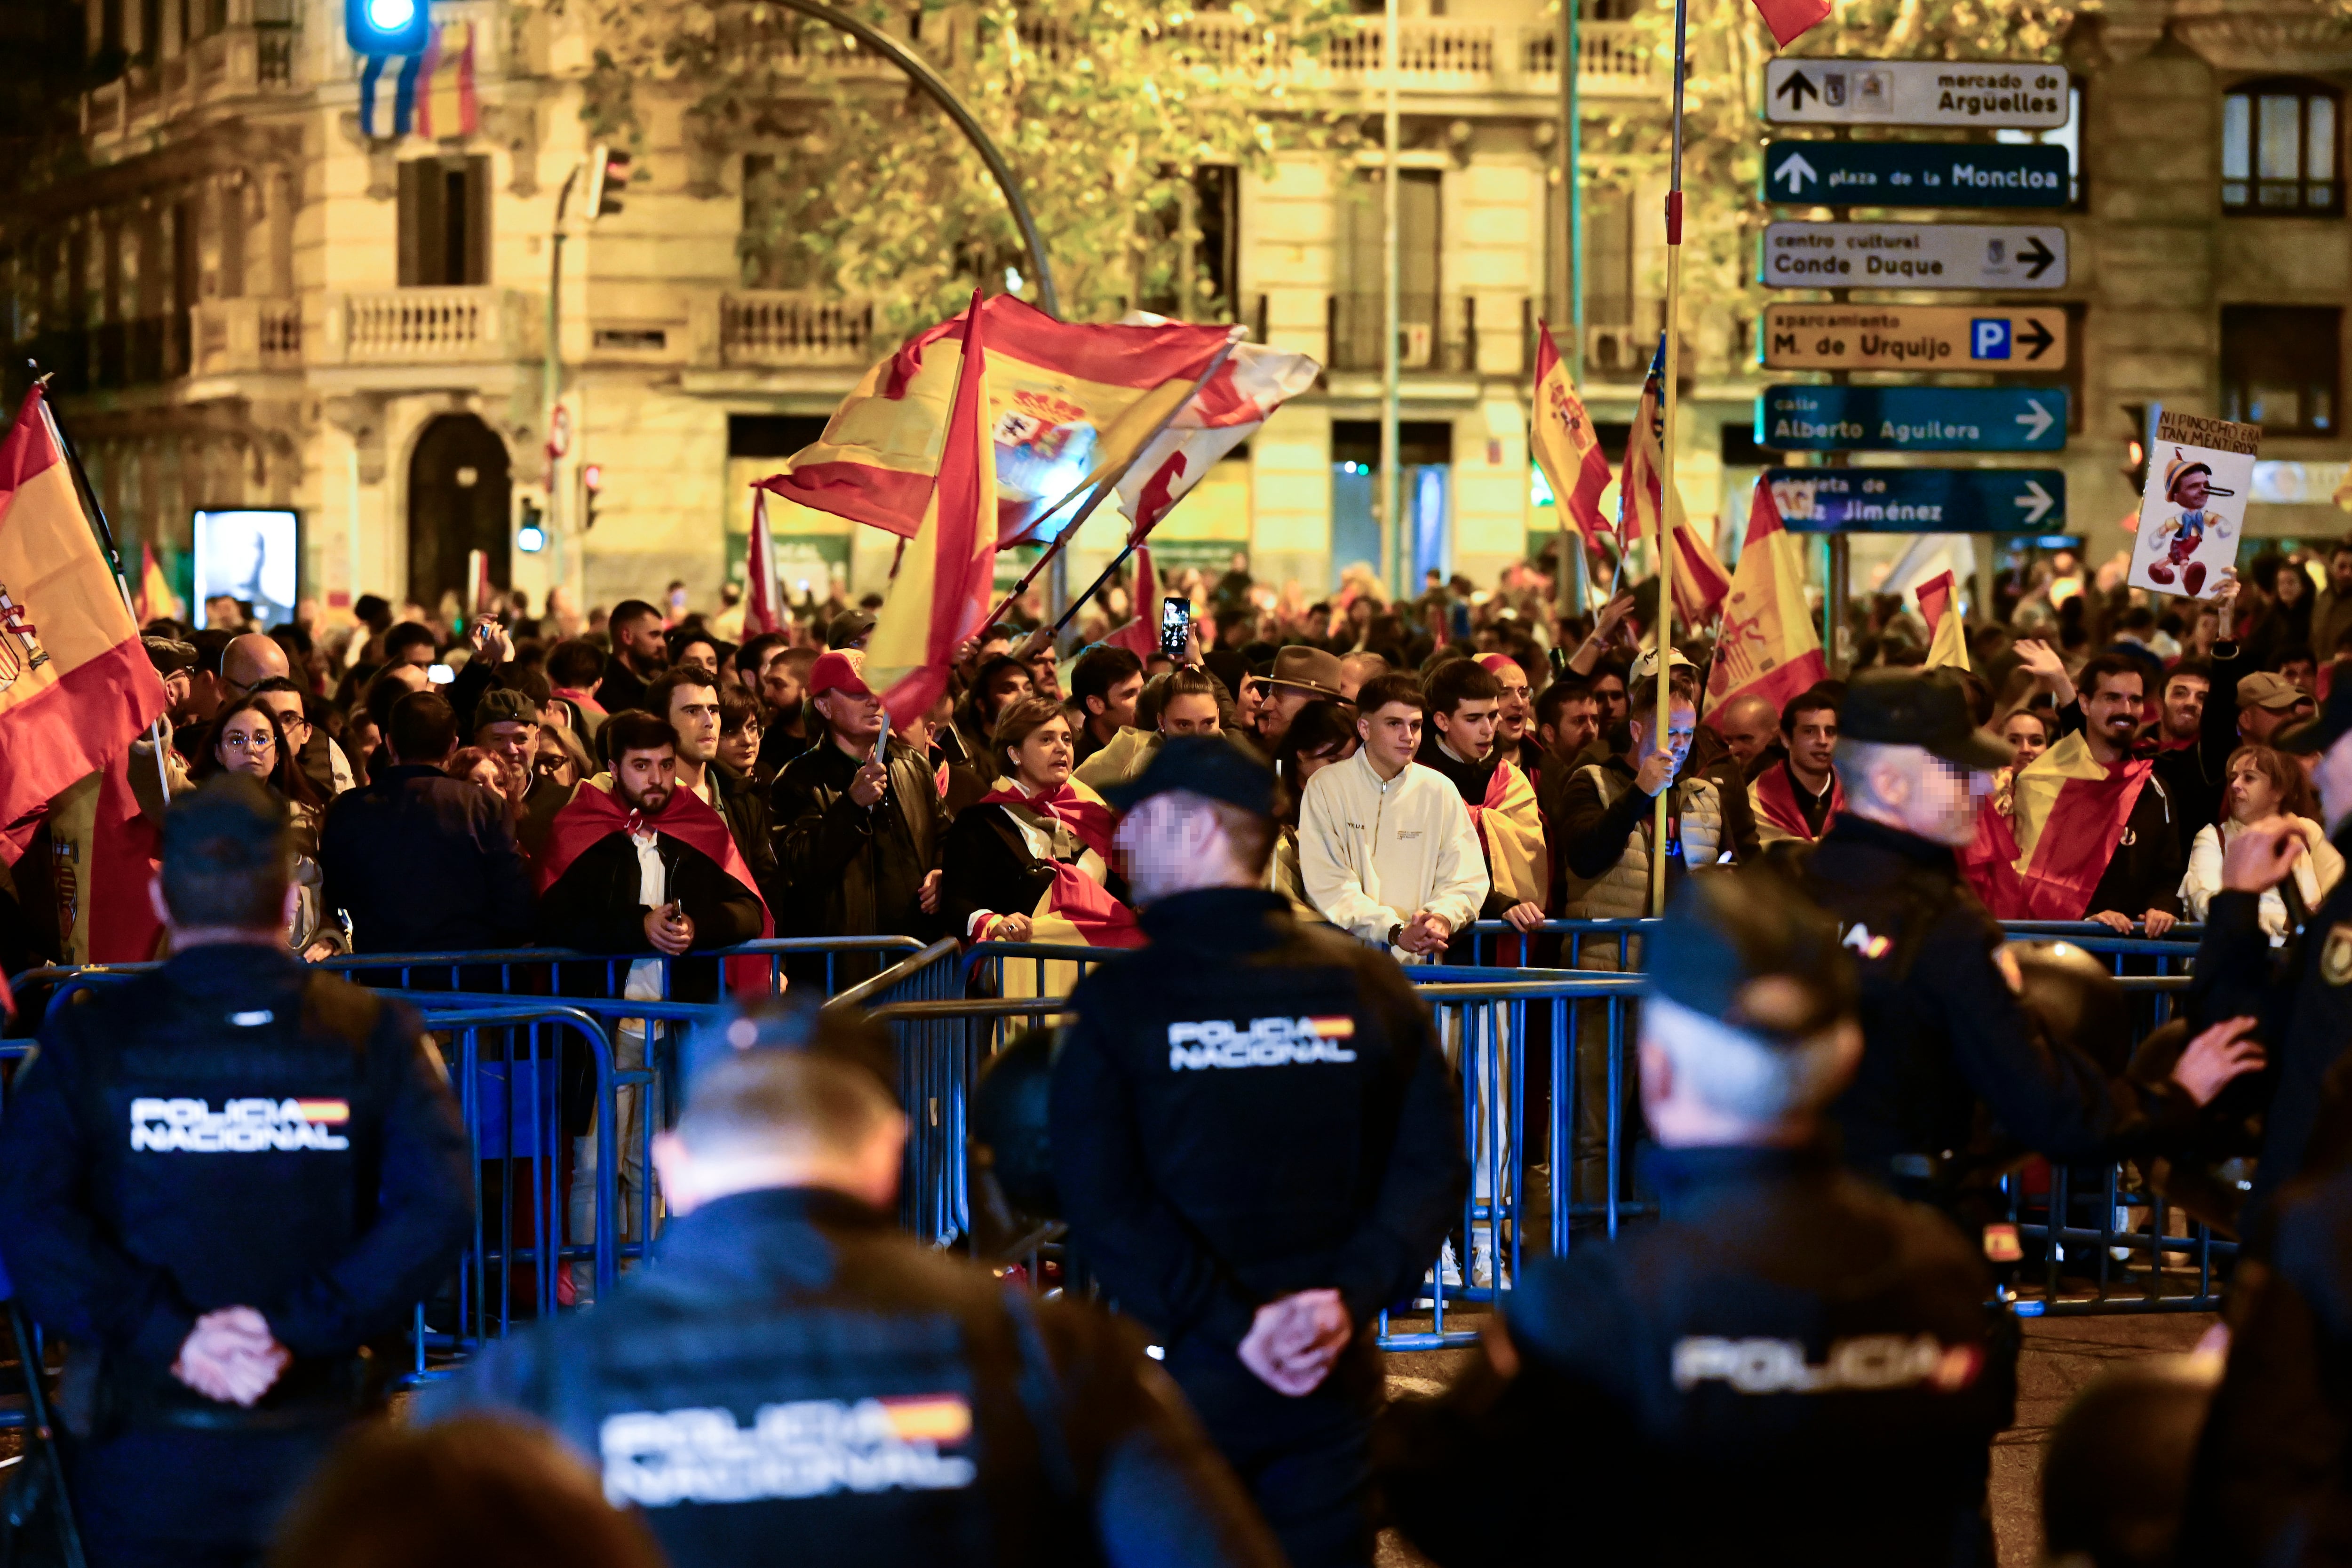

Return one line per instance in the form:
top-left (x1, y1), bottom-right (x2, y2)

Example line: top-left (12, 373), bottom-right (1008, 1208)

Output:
top-left (586, 145), bottom-right (632, 220)
top-left (581, 463), bottom-right (603, 532)
top-left (345, 0), bottom-right (431, 57)
top-left (515, 494), bottom-right (546, 554)
top-left (2120, 402), bottom-right (2151, 493)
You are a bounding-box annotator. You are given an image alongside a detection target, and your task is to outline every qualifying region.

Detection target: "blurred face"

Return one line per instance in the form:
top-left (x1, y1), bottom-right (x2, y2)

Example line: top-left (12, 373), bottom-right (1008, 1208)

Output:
top-left (253, 690), bottom-right (309, 752)
top-left (1358, 700), bottom-right (1423, 778)
top-left (619, 612), bottom-right (667, 664)
top-left (984, 666), bottom-right (1034, 724)
top-left (1787, 705), bottom-right (1838, 780)
top-left (2161, 675), bottom-right (2208, 740)
top-left (2284, 657), bottom-right (2318, 695)
top-left (2333, 550), bottom-right (2352, 593)
top-left (1030, 658), bottom-right (1065, 705)
top-left (1873, 750), bottom-right (1994, 847)
top-left (215, 710), bottom-right (278, 779)
top-left (614, 746), bottom-right (677, 814)
top-left (2277, 566), bottom-right (2306, 605)
top-left (675, 640), bottom-right (721, 682)
top-left (1160, 692), bottom-right (1221, 737)
top-left (1011, 714), bottom-right (1073, 792)
top-left (1487, 662), bottom-right (1531, 742)
top-left (533, 732), bottom-right (580, 789)
top-left (2227, 758), bottom-right (2283, 825)
top-left (2083, 672), bottom-right (2144, 751)
top-left (482, 719), bottom-right (538, 772)
top-left (1590, 675), bottom-right (1628, 727)
top-left (1089, 672), bottom-right (1144, 732)
top-left (1629, 702), bottom-right (1699, 777)
top-left (1544, 697), bottom-right (1600, 758)
top-left (1295, 736), bottom-right (1358, 788)
top-left (902, 695), bottom-right (953, 756)
top-left (1235, 677), bottom-right (1264, 726)
top-left (666, 682), bottom-right (721, 764)
top-left (465, 756), bottom-right (508, 802)
top-left (2243, 695), bottom-right (2316, 744)
top-left (817, 685), bottom-right (885, 745)
top-left (2317, 731), bottom-right (2352, 832)
top-left (719, 720), bottom-right (761, 774)
top-left (763, 661), bottom-right (804, 714)
top-left (2002, 711), bottom-right (2049, 765)
top-left (1436, 696), bottom-right (1500, 761)
top-left (1716, 703), bottom-right (1775, 767)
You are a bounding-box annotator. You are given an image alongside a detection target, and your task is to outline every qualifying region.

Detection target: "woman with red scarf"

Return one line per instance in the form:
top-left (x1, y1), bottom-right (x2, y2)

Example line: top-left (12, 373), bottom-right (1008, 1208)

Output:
top-left (941, 696), bottom-right (1139, 971)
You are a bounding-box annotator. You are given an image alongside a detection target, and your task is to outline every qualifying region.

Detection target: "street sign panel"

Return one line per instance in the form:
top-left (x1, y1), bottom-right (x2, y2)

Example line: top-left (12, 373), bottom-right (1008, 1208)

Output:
top-left (1760, 304), bottom-right (2067, 371)
top-left (1764, 59), bottom-right (2071, 129)
top-left (1761, 222), bottom-right (2066, 289)
top-left (1767, 468), bottom-right (2066, 533)
top-left (1759, 385), bottom-right (2069, 454)
top-left (1761, 141), bottom-right (2070, 208)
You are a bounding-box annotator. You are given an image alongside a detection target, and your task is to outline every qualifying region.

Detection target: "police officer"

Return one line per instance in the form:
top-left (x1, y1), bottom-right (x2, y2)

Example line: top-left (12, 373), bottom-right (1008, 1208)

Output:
top-left (1051, 737), bottom-right (1465, 1568)
top-left (421, 1002), bottom-right (1282, 1568)
top-left (2187, 674), bottom-right (2352, 1221)
top-left (1377, 872), bottom-right (2016, 1568)
top-left (0, 775), bottom-right (472, 1568)
top-left (1800, 672), bottom-right (2261, 1211)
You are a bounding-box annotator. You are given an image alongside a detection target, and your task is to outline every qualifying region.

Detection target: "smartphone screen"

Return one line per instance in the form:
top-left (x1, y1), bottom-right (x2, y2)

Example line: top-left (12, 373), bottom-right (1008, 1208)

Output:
top-left (426, 663), bottom-right (455, 685)
top-left (1160, 597), bottom-right (1191, 660)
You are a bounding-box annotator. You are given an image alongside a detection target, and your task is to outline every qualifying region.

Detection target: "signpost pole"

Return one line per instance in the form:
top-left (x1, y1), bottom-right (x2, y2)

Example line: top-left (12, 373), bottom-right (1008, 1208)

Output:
top-left (1382, 0), bottom-right (1403, 603)
top-left (1649, 0), bottom-right (1688, 919)
top-left (1557, 0), bottom-right (1585, 623)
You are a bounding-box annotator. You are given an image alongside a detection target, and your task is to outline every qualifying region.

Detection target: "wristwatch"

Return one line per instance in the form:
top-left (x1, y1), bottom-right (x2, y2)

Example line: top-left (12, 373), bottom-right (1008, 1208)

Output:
top-left (1387, 922), bottom-right (1405, 947)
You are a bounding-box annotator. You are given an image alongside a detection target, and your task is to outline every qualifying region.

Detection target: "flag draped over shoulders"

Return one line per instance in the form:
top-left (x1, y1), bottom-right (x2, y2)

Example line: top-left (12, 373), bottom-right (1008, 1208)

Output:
top-left (1467, 760), bottom-right (1547, 910)
top-left (1987, 733), bottom-right (2152, 921)
top-left (977, 776), bottom-right (1140, 950)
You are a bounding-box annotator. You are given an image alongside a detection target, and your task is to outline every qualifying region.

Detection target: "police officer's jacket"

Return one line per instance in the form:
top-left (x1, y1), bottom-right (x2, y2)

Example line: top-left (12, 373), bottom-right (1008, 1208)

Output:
top-left (1804, 814), bottom-right (2197, 1187)
top-left (0, 945), bottom-right (471, 1424)
top-left (2191, 820), bottom-right (2352, 1220)
top-left (1379, 1144), bottom-right (2014, 1568)
top-left (1049, 886), bottom-right (1464, 1365)
top-left (419, 1186), bottom-right (1285, 1568)
top-left (2180, 1154), bottom-right (2352, 1567)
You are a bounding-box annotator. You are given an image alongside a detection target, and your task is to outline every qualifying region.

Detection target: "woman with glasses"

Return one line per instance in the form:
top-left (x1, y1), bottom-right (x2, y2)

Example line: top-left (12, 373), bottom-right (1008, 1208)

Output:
top-left (191, 695), bottom-right (346, 959)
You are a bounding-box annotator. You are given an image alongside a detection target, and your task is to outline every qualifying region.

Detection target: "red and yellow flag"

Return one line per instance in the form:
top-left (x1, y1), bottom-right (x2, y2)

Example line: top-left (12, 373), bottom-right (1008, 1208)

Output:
top-left (757, 297), bottom-right (1312, 545)
top-left (1530, 320), bottom-right (1612, 541)
top-left (0, 384), bottom-right (171, 849)
top-left (1751, 0), bottom-right (1832, 46)
top-left (1706, 478), bottom-right (1824, 724)
top-left (1916, 570), bottom-right (1971, 672)
top-left (1963, 733), bottom-right (2152, 921)
top-left (866, 292), bottom-right (1000, 728)
top-left (1621, 339), bottom-right (1731, 629)
top-left (134, 540), bottom-right (179, 625)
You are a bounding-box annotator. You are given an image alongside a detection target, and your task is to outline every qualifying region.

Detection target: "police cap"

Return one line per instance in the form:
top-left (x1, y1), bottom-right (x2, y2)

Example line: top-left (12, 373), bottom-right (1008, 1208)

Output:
top-left (1099, 733), bottom-right (1276, 817)
top-left (163, 773), bottom-right (291, 878)
top-left (1646, 872), bottom-right (1854, 1047)
top-left (1839, 669), bottom-right (2012, 772)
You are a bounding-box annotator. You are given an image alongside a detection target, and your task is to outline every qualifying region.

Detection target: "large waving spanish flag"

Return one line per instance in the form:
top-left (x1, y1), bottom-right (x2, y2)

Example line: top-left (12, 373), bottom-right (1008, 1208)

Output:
top-left (757, 297), bottom-right (1313, 545)
top-left (1621, 337), bottom-right (1731, 629)
top-left (0, 385), bottom-right (171, 852)
top-left (1530, 320), bottom-right (1612, 541)
top-left (1706, 478), bottom-right (1825, 724)
top-left (1963, 733), bottom-right (2151, 921)
top-left (865, 292), bottom-right (999, 728)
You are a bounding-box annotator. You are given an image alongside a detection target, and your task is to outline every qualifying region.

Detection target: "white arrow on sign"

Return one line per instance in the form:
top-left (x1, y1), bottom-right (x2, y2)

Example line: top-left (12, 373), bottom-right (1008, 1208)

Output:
top-left (2014, 399), bottom-right (2054, 443)
top-left (1772, 151), bottom-right (1818, 194)
top-left (2013, 479), bottom-right (2056, 525)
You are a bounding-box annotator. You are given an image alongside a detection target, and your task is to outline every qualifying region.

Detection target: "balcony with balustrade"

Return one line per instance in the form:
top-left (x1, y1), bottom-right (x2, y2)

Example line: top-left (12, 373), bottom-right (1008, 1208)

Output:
top-left (717, 292), bottom-right (879, 369)
top-left (82, 0), bottom-right (301, 152)
top-left (326, 288), bottom-right (541, 366)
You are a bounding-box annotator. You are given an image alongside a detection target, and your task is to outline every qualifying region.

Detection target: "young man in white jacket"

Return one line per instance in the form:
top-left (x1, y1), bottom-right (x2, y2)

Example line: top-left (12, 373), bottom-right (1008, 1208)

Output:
top-left (1299, 670), bottom-right (1490, 963)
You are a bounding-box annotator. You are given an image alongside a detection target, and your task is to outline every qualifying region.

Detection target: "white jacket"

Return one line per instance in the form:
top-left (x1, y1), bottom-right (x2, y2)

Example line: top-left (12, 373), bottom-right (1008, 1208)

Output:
top-left (2181, 816), bottom-right (2345, 943)
top-left (1299, 749), bottom-right (1489, 961)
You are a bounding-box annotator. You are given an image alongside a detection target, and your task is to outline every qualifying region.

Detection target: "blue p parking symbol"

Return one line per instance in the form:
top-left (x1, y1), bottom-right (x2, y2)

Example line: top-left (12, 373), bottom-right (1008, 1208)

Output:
top-left (1972, 319), bottom-right (2011, 360)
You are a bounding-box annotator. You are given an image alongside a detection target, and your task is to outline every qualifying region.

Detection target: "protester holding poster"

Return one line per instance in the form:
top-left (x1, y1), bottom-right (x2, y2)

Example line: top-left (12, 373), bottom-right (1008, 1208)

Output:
top-left (2129, 411), bottom-right (2261, 601)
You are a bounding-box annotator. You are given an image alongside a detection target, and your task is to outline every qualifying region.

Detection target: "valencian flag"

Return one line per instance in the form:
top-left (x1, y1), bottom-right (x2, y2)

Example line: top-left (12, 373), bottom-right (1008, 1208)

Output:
top-left (0, 384), bottom-right (172, 852)
top-left (1621, 336), bottom-right (1732, 628)
top-left (536, 774), bottom-right (774, 995)
top-left (1529, 319), bottom-right (1613, 541)
top-left (742, 490), bottom-right (784, 637)
top-left (1963, 734), bottom-right (2152, 921)
top-left (1707, 478), bottom-right (1824, 723)
top-left (757, 296), bottom-right (1315, 546)
top-left (1751, 0), bottom-right (1833, 47)
top-left (1917, 570), bottom-right (1972, 672)
top-left (863, 291), bottom-right (999, 728)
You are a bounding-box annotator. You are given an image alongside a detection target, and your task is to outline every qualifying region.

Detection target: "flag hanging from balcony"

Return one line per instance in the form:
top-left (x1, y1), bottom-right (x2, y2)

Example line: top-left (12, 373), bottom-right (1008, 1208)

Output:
top-left (1751, 0), bottom-right (1833, 48)
top-left (757, 296), bottom-right (1316, 547)
top-left (358, 20), bottom-right (477, 141)
top-left (0, 384), bottom-right (172, 861)
top-left (1705, 478), bottom-right (1825, 726)
top-left (1620, 335), bottom-right (1731, 629)
top-left (863, 291), bottom-right (1000, 728)
top-left (1530, 318), bottom-right (1612, 541)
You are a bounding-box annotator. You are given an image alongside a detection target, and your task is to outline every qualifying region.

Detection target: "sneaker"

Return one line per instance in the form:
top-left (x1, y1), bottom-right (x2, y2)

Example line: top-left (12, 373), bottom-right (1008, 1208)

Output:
top-left (1428, 1241), bottom-right (1462, 1289)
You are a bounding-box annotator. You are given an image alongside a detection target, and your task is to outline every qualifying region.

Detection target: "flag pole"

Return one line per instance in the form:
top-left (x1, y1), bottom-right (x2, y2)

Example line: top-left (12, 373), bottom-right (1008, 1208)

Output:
top-left (1000, 329), bottom-right (1246, 654)
top-left (27, 367), bottom-right (174, 804)
top-left (1649, 0), bottom-right (1690, 920)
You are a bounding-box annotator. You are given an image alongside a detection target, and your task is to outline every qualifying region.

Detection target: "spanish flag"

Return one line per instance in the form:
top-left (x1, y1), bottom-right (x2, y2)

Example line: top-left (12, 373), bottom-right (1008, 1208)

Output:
top-left (865, 292), bottom-right (1000, 729)
top-left (1705, 478), bottom-right (1824, 723)
top-left (1529, 319), bottom-right (1612, 541)
top-left (1620, 337), bottom-right (1731, 630)
top-left (0, 385), bottom-right (171, 850)
top-left (1963, 733), bottom-right (2152, 921)
top-left (134, 540), bottom-right (179, 625)
top-left (1916, 570), bottom-right (1971, 672)
top-left (758, 297), bottom-right (1312, 546)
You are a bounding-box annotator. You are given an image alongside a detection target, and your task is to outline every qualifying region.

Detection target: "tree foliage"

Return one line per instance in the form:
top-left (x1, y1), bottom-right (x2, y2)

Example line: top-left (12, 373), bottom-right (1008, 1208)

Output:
top-left (549, 0), bottom-right (1354, 340)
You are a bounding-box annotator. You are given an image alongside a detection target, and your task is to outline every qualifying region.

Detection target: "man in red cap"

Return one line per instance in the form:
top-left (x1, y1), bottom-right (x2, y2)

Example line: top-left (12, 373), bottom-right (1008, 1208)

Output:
top-left (771, 648), bottom-right (951, 988)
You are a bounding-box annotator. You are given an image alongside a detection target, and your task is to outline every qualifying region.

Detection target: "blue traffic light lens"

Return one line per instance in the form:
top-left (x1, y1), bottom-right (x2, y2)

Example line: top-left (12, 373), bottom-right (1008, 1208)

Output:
top-left (367, 0), bottom-right (416, 28)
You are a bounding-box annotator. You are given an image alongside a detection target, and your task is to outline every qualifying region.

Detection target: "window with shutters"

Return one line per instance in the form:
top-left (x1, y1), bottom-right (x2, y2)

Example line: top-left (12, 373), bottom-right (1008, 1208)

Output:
top-left (396, 158), bottom-right (490, 287)
top-left (2222, 79), bottom-right (2342, 216)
